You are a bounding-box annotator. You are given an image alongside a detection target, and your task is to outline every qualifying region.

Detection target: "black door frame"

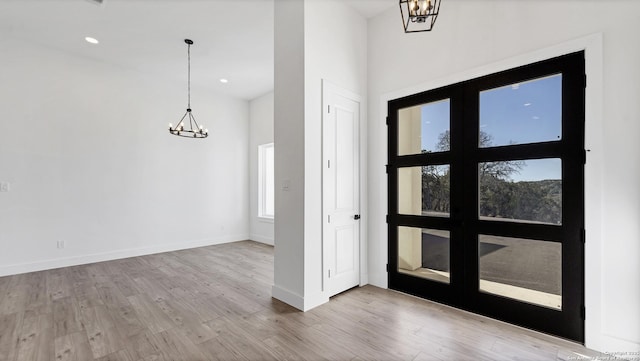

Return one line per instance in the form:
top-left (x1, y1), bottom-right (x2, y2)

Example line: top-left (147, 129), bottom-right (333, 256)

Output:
top-left (387, 51), bottom-right (585, 342)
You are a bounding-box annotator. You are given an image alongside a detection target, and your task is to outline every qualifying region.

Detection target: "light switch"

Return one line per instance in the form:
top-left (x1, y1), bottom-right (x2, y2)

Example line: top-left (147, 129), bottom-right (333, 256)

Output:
top-left (282, 179), bottom-right (290, 191)
top-left (0, 182), bottom-right (9, 192)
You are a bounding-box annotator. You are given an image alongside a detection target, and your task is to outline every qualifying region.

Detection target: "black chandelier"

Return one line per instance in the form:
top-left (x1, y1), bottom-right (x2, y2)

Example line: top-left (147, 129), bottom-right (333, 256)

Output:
top-left (169, 39), bottom-right (208, 139)
top-left (399, 0), bottom-right (441, 33)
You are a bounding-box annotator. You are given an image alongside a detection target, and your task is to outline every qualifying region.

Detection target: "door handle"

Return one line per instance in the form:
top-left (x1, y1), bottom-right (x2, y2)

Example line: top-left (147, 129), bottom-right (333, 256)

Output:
top-left (354, 214), bottom-right (361, 220)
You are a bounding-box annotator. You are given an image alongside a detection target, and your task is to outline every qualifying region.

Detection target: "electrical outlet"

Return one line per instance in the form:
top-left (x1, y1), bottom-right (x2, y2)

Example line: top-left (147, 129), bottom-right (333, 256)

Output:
top-left (57, 240), bottom-right (65, 249)
top-left (0, 182), bottom-right (9, 192)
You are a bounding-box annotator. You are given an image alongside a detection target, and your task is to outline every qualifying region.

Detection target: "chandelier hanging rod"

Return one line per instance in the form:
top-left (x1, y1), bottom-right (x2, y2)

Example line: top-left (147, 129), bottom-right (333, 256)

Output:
top-left (186, 38), bottom-right (192, 110)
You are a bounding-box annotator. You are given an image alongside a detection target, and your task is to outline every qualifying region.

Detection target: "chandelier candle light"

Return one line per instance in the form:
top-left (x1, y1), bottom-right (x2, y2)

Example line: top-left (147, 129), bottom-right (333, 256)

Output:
top-left (169, 39), bottom-right (208, 138)
top-left (399, 0), bottom-right (441, 33)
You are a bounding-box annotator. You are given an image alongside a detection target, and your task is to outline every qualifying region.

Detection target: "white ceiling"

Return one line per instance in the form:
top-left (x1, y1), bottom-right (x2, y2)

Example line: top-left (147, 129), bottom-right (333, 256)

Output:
top-left (345, 0), bottom-right (395, 19)
top-left (0, 0), bottom-right (395, 100)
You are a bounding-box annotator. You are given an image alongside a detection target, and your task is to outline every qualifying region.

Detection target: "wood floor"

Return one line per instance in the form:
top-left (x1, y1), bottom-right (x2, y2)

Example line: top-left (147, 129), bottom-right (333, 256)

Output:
top-left (0, 240), bottom-right (604, 361)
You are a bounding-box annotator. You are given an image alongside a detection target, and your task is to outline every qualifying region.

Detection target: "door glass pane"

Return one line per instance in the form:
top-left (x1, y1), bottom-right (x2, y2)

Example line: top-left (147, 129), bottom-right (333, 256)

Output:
top-left (479, 235), bottom-right (561, 310)
top-left (398, 165), bottom-right (450, 217)
top-left (398, 227), bottom-right (450, 284)
top-left (479, 74), bottom-right (562, 147)
top-left (479, 158), bottom-right (561, 224)
top-left (398, 99), bottom-right (450, 155)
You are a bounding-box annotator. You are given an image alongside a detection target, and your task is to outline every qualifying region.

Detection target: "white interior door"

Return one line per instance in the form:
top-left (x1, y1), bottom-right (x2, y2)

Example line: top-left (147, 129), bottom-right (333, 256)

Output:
top-left (322, 81), bottom-right (361, 297)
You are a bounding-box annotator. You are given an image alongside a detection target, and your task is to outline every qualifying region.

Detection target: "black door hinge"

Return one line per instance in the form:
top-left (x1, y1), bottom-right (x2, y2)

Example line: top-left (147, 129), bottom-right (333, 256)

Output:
top-left (582, 229), bottom-right (586, 244)
top-left (386, 215), bottom-right (389, 223)
top-left (385, 164), bottom-right (389, 174)
top-left (386, 116), bottom-right (389, 125)
top-left (581, 305), bottom-right (586, 320)
top-left (386, 264), bottom-right (389, 272)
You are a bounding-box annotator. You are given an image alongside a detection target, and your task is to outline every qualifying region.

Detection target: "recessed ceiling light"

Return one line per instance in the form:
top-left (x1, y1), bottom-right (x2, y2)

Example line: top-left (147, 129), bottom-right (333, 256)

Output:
top-left (219, 78), bottom-right (229, 84)
top-left (85, 37), bottom-right (99, 44)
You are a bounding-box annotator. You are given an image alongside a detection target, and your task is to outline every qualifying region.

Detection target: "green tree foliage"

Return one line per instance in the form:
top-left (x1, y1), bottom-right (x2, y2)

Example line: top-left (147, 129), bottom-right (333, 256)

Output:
top-left (420, 130), bottom-right (562, 224)
top-left (422, 164), bottom-right (450, 214)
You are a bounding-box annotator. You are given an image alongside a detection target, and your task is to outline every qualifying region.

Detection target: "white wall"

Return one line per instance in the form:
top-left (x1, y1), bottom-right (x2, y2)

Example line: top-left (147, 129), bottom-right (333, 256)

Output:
top-left (0, 37), bottom-right (250, 276)
top-left (303, 0), bottom-right (368, 304)
top-left (249, 92), bottom-right (275, 245)
top-left (272, 0), bottom-right (367, 310)
top-left (272, 0), bottom-right (306, 309)
top-left (367, 0), bottom-right (640, 353)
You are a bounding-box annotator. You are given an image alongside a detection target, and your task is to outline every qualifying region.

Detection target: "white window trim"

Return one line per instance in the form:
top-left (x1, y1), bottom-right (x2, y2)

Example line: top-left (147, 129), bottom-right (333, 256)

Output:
top-left (258, 142), bottom-right (275, 220)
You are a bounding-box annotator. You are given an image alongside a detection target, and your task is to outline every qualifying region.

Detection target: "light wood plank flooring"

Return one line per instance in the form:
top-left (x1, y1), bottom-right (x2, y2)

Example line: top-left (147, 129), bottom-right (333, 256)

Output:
top-left (0, 241), bottom-right (604, 360)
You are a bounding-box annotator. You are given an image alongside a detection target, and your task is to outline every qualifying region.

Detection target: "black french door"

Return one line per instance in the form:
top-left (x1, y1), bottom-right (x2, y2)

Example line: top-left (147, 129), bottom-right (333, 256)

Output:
top-left (387, 52), bottom-right (585, 342)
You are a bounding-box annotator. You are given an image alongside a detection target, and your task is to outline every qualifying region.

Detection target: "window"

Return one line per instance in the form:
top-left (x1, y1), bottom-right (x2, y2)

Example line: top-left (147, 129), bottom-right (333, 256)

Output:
top-left (258, 143), bottom-right (275, 219)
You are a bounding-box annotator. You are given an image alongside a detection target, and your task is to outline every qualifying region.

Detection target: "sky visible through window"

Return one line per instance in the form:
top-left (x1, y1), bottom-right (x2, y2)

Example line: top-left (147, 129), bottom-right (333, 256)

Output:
top-left (420, 74), bottom-right (562, 182)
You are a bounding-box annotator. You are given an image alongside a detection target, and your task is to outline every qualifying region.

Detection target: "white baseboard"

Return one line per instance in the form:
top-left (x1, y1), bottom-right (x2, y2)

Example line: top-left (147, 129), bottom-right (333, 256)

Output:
top-left (595, 334), bottom-right (640, 358)
top-left (271, 284), bottom-right (328, 311)
top-left (368, 271), bottom-right (388, 289)
top-left (272, 284), bottom-right (305, 310)
top-left (249, 234), bottom-right (274, 246)
top-left (303, 292), bottom-right (329, 311)
top-left (359, 272), bottom-right (369, 286)
top-left (0, 234), bottom-right (249, 277)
